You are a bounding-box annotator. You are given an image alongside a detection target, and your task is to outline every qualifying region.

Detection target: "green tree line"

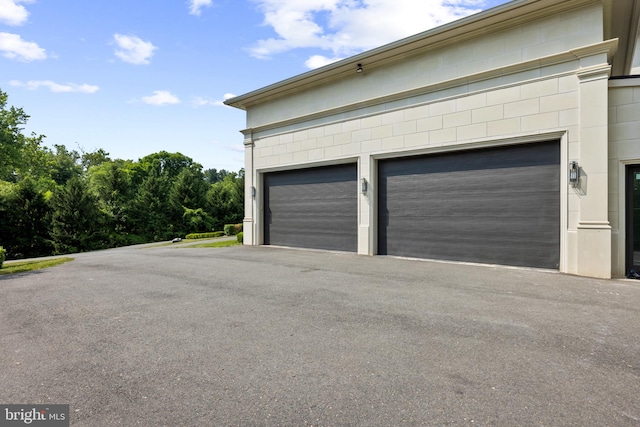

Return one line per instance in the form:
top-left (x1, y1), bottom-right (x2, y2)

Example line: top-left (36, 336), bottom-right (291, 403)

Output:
top-left (0, 89), bottom-right (244, 259)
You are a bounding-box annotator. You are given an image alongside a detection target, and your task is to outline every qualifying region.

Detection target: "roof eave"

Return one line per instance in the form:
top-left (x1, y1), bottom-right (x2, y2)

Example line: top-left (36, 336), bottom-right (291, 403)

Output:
top-left (224, 0), bottom-right (598, 110)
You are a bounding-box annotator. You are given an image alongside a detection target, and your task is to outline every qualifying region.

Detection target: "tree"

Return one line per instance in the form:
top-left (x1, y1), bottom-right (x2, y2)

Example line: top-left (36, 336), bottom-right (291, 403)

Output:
top-left (170, 168), bottom-right (210, 233)
top-left (0, 89), bottom-right (31, 181)
top-left (17, 134), bottom-right (56, 189)
top-left (204, 168), bottom-right (231, 184)
top-left (0, 178), bottom-right (53, 258)
top-left (138, 151), bottom-right (202, 181)
top-left (0, 88), bottom-right (247, 253)
top-left (88, 160), bottom-right (133, 236)
top-left (170, 168), bottom-right (207, 210)
top-left (50, 176), bottom-right (104, 253)
top-left (50, 144), bottom-right (82, 185)
top-left (81, 148), bottom-right (110, 171)
top-left (182, 207), bottom-right (214, 234)
top-left (130, 168), bottom-right (172, 240)
top-left (206, 172), bottom-right (244, 231)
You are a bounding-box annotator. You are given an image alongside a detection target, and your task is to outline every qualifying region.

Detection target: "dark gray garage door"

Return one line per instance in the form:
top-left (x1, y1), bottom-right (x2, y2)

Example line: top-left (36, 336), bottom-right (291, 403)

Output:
top-left (264, 164), bottom-right (357, 252)
top-left (378, 141), bottom-right (560, 269)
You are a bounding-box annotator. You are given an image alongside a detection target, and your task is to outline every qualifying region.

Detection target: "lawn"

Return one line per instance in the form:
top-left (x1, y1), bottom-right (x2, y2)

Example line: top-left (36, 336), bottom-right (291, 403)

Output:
top-left (0, 257), bottom-right (74, 276)
top-left (187, 240), bottom-right (240, 248)
top-left (149, 237), bottom-right (239, 248)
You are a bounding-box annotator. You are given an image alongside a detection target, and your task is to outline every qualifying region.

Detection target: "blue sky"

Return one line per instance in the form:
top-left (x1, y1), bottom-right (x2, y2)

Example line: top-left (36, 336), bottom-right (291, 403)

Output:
top-left (1, 0), bottom-right (510, 171)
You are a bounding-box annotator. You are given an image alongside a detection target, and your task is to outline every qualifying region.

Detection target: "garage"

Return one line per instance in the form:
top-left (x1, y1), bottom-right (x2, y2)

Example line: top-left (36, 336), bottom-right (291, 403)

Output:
top-left (378, 141), bottom-right (560, 269)
top-left (264, 163), bottom-right (358, 251)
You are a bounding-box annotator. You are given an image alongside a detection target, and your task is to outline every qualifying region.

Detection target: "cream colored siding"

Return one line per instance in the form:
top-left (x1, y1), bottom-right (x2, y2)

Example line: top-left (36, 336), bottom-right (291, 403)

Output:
top-left (253, 74), bottom-right (580, 170)
top-left (229, 0), bottom-right (640, 279)
top-left (246, 3), bottom-right (602, 129)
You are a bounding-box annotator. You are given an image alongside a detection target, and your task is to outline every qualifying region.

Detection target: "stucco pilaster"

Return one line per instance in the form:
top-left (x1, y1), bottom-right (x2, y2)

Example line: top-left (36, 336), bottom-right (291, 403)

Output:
top-left (358, 154), bottom-right (373, 255)
top-left (242, 130), bottom-right (255, 245)
top-left (575, 64), bottom-right (611, 278)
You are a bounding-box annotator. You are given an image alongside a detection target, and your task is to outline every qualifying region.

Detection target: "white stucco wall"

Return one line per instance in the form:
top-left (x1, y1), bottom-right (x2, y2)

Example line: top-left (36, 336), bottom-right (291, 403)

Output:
top-left (246, 3), bottom-right (603, 130)
top-left (242, 1), bottom-right (617, 278)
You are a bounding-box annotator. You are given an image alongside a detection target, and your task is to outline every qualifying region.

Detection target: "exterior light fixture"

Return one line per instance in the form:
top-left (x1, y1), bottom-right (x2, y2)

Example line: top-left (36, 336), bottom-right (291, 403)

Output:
top-left (356, 63), bottom-right (363, 73)
top-left (251, 186), bottom-right (256, 198)
top-left (361, 178), bottom-right (368, 194)
top-left (569, 161), bottom-right (579, 185)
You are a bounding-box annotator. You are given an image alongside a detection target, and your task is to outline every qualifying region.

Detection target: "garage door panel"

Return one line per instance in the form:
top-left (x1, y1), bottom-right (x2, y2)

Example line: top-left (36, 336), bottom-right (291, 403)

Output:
top-left (387, 239), bottom-right (557, 264)
top-left (264, 164), bottom-right (357, 252)
top-left (267, 203), bottom-right (356, 220)
top-left (378, 141), bottom-right (560, 269)
top-left (268, 184), bottom-right (355, 200)
top-left (382, 194), bottom-right (557, 218)
top-left (267, 215), bottom-right (356, 230)
top-left (381, 143), bottom-right (556, 175)
top-left (382, 215), bottom-right (558, 231)
top-left (264, 228), bottom-right (356, 250)
top-left (383, 221), bottom-right (559, 267)
top-left (384, 166), bottom-right (556, 190)
top-left (382, 218), bottom-right (558, 245)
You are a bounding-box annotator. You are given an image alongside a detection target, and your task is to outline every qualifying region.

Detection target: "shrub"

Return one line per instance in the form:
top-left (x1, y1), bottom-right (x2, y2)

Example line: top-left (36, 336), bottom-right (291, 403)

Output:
top-left (237, 232), bottom-right (244, 244)
top-left (224, 224), bottom-right (236, 236)
top-left (0, 246), bottom-right (5, 269)
top-left (224, 223), bottom-right (243, 236)
top-left (185, 231), bottom-right (225, 239)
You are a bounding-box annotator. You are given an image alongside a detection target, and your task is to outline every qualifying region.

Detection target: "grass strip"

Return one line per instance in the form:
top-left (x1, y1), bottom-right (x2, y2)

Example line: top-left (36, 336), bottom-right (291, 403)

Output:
top-left (187, 240), bottom-right (240, 248)
top-left (0, 257), bottom-right (74, 276)
top-left (148, 238), bottom-right (222, 248)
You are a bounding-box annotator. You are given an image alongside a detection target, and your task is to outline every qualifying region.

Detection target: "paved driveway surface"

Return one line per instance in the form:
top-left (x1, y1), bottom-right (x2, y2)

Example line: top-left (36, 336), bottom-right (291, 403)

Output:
top-left (0, 244), bottom-right (639, 426)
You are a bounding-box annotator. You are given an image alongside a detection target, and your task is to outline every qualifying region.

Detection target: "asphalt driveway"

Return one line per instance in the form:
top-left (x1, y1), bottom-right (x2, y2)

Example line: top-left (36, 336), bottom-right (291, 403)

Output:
top-left (1, 244), bottom-right (639, 426)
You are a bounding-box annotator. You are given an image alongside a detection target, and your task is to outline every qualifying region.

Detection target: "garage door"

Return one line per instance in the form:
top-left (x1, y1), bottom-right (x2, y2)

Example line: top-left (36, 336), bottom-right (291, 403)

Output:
top-left (264, 164), bottom-right (357, 251)
top-left (378, 141), bottom-right (560, 269)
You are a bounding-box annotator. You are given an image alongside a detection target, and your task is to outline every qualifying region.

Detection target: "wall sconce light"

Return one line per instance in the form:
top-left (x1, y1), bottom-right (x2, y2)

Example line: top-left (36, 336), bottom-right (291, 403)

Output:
top-left (569, 161), bottom-right (579, 185)
top-left (356, 63), bottom-right (363, 73)
top-left (251, 186), bottom-right (256, 198)
top-left (361, 178), bottom-right (368, 194)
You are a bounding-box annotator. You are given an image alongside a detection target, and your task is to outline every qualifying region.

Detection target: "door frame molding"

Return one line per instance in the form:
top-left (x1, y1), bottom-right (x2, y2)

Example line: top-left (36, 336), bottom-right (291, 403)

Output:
top-left (625, 164), bottom-right (640, 273)
top-left (617, 159), bottom-right (640, 277)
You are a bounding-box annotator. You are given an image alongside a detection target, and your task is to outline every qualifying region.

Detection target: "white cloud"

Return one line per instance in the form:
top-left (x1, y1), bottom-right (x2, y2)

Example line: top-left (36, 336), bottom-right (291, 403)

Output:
top-left (141, 90), bottom-right (180, 105)
top-left (192, 93), bottom-right (236, 107)
top-left (249, 0), bottom-right (487, 62)
top-left (113, 34), bottom-right (157, 65)
top-left (229, 144), bottom-right (245, 153)
top-left (188, 0), bottom-right (212, 16)
top-left (0, 0), bottom-right (32, 26)
top-left (305, 54), bottom-right (344, 69)
top-left (10, 80), bottom-right (99, 93)
top-left (0, 32), bottom-right (46, 61)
